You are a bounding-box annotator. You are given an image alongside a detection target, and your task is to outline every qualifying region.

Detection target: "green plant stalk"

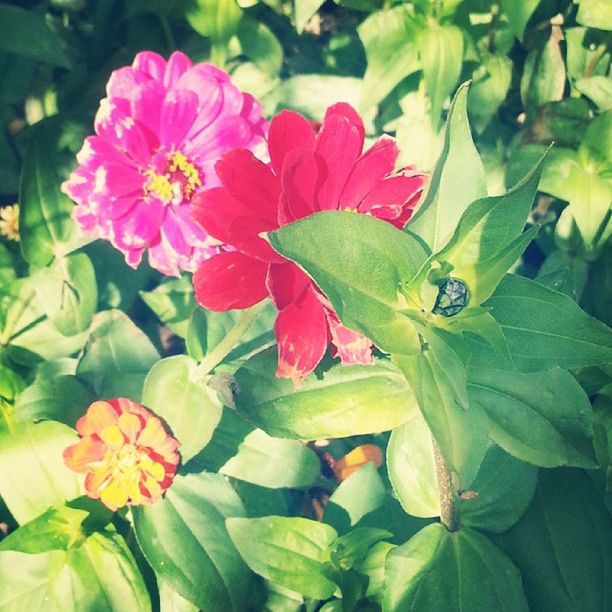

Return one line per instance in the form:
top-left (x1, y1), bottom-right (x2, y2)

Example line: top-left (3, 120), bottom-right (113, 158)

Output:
top-left (197, 301), bottom-right (266, 375)
top-left (432, 435), bottom-right (459, 531)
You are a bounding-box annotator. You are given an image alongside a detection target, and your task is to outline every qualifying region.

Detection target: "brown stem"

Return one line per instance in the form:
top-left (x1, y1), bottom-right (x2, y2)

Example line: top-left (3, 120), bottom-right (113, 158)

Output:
top-left (432, 436), bottom-right (459, 531)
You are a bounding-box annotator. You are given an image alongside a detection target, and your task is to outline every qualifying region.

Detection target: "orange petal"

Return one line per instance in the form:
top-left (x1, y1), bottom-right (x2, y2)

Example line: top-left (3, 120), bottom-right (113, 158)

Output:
top-left (118, 412), bottom-right (143, 443)
top-left (137, 417), bottom-right (170, 449)
top-left (64, 437), bottom-right (106, 472)
top-left (76, 401), bottom-right (119, 436)
top-left (334, 444), bottom-right (383, 482)
top-left (85, 468), bottom-right (111, 496)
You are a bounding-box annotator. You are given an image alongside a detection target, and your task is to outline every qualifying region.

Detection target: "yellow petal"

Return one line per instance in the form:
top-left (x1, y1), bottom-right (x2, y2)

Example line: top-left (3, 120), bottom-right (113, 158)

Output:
top-left (100, 479), bottom-right (129, 511)
top-left (118, 412), bottom-right (142, 443)
top-left (99, 424), bottom-right (125, 448)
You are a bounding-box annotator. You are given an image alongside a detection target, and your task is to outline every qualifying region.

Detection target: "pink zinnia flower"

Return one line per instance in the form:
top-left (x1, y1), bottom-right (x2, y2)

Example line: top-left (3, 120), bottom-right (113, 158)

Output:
top-left (62, 51), bottom-right (267, 275)
top-left (191, 104), bottom-right (426, 383)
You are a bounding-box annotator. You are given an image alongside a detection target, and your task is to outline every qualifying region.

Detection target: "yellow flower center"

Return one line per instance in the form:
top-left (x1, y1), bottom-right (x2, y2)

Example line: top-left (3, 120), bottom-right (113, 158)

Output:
top-left (144, 151), bottom-right (202, 205)
top-left (0, 204), bottom-right (20, 241)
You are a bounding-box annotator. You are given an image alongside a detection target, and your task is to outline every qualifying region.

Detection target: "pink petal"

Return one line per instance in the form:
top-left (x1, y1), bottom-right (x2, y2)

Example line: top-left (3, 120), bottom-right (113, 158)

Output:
top-left (112, 198), bottom-right (164, 252)
top-left (106, 66), bottom-right (149, 100)
top-left (95, 100), bottom-right (152, 165)
top-left (266, 263), bottom-right (310, 311)
top-left (339, 136), bottom-right (399, 209)
top-left (275, 286), bottom-right (330, 384)
top-left (187, 115), bottom-right (254, 160)
top-left (163, 51), bottom-right (193, 88)
top-left (215, 149), bottom-right (280, 224)
top-left (131, 80), bottom-right (165, 140)
top-left (133, 51), bottom-right (167, 82)
top-left (315, 111), bottom-right (364, 211)
top-left (160, 89), bottom-right (199, 148)
top-left (193, 251), bottom-right (269, 311)
top-left (268, 110), bottom-right (315, 177)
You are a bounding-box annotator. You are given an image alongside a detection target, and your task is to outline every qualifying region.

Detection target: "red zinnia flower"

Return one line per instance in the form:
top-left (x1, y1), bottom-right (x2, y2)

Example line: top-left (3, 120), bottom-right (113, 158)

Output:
top-left (64, 398), bottom-right (180, 511)
top-left (192, 104), bottom-right (426, 383)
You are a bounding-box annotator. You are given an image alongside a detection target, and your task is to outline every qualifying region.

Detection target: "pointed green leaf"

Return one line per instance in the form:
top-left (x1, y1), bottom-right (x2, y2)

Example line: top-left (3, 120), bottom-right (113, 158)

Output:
top-left (499, 469), bottom-right (612, 611)
top-left (394, 331), bottom-right (488, 487)
top-left (19, 121), bottom-right (76, 267)
top-left (486, 274), bottom-right (612, 371)
top-left (233, 347), bottom-right (418, 439)
top-left (385, 523), bottom-right (528, 611)
top-left (467, 367), bottom-right (597, 468)
top-left (226, 516), bottom-right (338, 600)
top-left (133, 472), bottom-right (251, 612)
top-left (270, 211), bottom-right (427, 355)
top-left (142, 356), bottom-right (222, 463)
top-left (0, 421), bottom-right (84, 524)
top-left (406, 83), bottom-right (487, 252)
top-left (33, 252), bottom-right (97, 336)
top-left (501, 0), bottom-right (541, 41)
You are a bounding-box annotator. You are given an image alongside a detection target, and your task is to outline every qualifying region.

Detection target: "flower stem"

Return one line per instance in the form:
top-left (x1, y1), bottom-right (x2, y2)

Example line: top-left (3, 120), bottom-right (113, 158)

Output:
top-left (197, 302), bottom-right (266, 375)
top-left (432, 435), bottom-right (459, 531)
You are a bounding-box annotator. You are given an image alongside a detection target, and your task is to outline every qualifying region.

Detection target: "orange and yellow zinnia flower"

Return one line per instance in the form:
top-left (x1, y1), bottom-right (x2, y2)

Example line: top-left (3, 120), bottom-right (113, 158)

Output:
top-left (63, 398), bottom-right (180, 511)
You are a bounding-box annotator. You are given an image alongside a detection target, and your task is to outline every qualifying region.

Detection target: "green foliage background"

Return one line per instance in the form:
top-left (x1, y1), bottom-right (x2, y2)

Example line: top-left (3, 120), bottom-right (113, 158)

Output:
top-left (0, 1), bottom-right (611, 611)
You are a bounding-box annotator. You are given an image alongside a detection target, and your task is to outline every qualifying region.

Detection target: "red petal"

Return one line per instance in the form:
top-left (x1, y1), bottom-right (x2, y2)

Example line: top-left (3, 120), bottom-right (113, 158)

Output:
top-left (268, 110), bottom-right (316, 177)
top-left (325, 103), bottom-right (365, 145)
top-left (358, 174), bottom-right (426, 228)
top-left (315, 107), bottom-right (364, 211)
top-left (339, 136), bottom-right (399, 209)
top-left (279, 148), bottom-right (320, 224)
top-left (275, 287), bottom-right (329, 384)
top-left (192, 187), bottom-right (283, 263)
top-left (266, 263), bottom-right (311, 310)
top-left (193, 251), bottom-right (269, 311)
top-left (215, 149), bottom-right (280, 224)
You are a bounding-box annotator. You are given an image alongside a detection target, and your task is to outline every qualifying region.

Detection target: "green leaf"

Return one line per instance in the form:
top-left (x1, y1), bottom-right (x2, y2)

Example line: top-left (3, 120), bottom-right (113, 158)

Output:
top-left (0, 421), bottom-right (84, 524)
top-left (0, 4), bottom-right (70, 68)
top-left (237, 17), bottom-right (283, 75)
top-left (354, 540), bottom-right (395, 601)
top-left (417, 24), bottom-right (464, 129)
top-left (387, 413), bottom-right (439, 518)
top-left (501, 0), bottom-right (541, 41)
top-left (457, 444), bottom-right (537, 533)
top-left (428, 158), bottom-right (542, 305)
top-left (226, 516), bottom-right (338, 599)
top-left (76, 310), bottom-right (159, 399)
top-left (385, 524), bottom-right (528, 611)
top-left (233, 347), bottom-right (418, 439)
top-left (576, 0), bottom-right (612, 30)
top-left (140, 276), bottom-right (196, 339)
top-left (266, 75), bottom-right (363, 122)
top-left (394, 331), bottom-right (489, 487)
top-left (329, 527), bottom-right (392, 571)
top-left (294, 0), bottom-right (325, 33)
top-left (141, 356), bottom-right (222, 463)
top-left (133, 472), bottom-right (251, 612)
top-left (358, 7), bottom-right (421, 110)
top-left (0, 530), bottom-right (151, 611)
top-left (0, 242), bottom-right (14, 285)
top-left (19, 121), bottom-right (76, 267)
top-left (407, 83), bottom-right (488, 253)
top-left (536, 249), bottom-right (589, 300)
top-left (270, 211), bottom-right (427, 355)
top-left (575, 76), bottom-right (612, 111)
top-left (188, 408), bottom-right (321, 489)
top-left (14, 375), bottom-right (93, 427)
top-left (467, 366), bottom-right (597, 468)
top-left (520, 27), bottom-right (566, 120)
top-left (499, 469), bottom-right (612, 611)
top-left (185, 0), bottom-right (242, 66)
top-left (486, 274), bottom-right (612, 371)
top-left (32, 252), bottom-right (97, 337)
top-left (469, 55), bottom-right (513, 133)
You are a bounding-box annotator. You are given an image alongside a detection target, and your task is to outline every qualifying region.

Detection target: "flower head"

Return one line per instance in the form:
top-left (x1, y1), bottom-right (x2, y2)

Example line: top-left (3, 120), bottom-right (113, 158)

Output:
top-left (192, 104), bottom-right (426, 383)
top-left (62, 51), bottom-right (267, 276)
top-left (0, 204), bottom-right (20, 241)
top-left (64, 398), bottom-right (180, 511)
